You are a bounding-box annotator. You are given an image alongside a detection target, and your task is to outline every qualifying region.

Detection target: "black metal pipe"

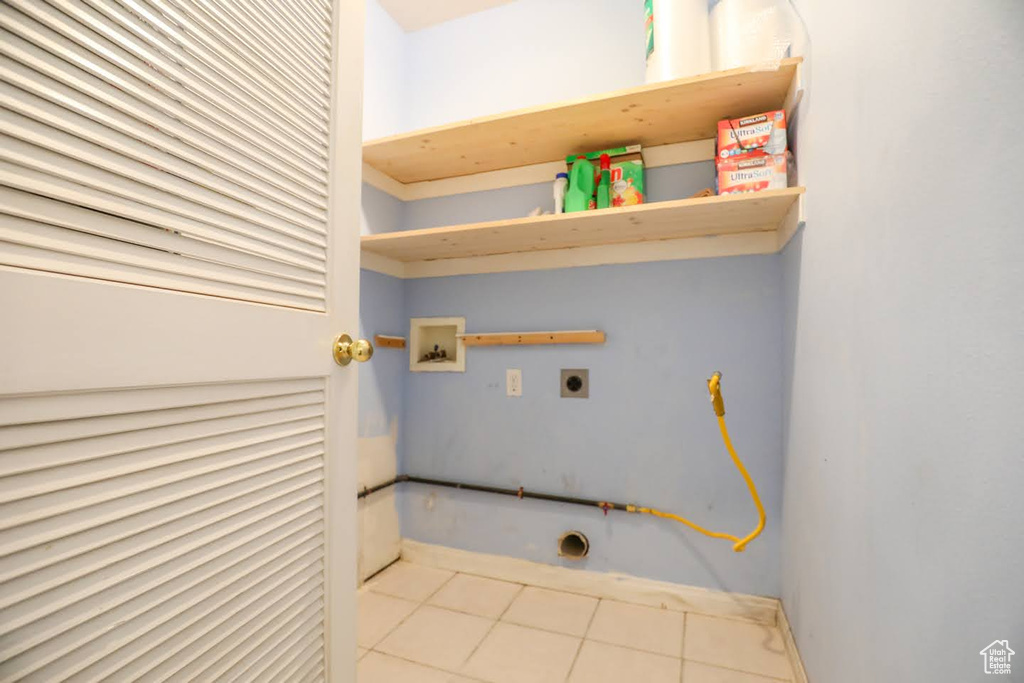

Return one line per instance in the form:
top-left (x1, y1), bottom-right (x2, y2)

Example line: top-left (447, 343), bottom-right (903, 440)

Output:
top-left (356, 474), bottom-right (633, 513)
top-left (356, 477), bottom-right (402, 498)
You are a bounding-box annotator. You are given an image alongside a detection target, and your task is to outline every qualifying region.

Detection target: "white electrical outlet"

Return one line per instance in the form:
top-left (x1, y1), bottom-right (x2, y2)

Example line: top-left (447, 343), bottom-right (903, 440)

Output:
top-left (506, 369), bottom-right (522, 397)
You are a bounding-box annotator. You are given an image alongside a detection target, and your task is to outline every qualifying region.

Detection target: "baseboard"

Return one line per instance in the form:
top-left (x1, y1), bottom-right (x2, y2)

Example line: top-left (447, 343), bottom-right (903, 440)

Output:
top-left (777, 602), bottom-right (809, 683)
top-left (400, 539), bottom-right (779, 625)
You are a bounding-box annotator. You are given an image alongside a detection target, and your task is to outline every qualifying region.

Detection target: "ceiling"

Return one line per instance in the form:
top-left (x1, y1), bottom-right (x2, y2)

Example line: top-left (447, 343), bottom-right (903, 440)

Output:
top-left (377, 0), bottom-right (518, 32)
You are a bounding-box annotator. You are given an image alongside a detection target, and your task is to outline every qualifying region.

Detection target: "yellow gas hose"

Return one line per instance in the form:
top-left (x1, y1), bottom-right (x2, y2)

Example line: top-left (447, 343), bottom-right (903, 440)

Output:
top-left (628, 372), bottom-right (766, 553)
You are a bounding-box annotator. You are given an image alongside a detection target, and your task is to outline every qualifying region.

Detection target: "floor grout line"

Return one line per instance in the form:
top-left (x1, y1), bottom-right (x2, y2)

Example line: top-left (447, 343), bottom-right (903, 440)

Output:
top-left (680, 612), bottom-right (688, 683)
top-left (584, 634), bottom-right (687, 660)
top-left (683, 657), bottom-right (793, 682)
top-left (403, 559), bottom-right (776, 625)
top-left (357, 592), bottom-right (420, 651)
top-left (494, 582), bottom-right (527, 621)
top-left (362, 650), bottom-right (489, 681)
top-left (562, 593), bottom-right (604, 682)
top-left (423, 568), bottom-right (459, 601)
top-left (425, 573), bottom-right (526, 620)
top-left (363, 564), bottom-right (457, 652)
top-left (452, 580), bottom-right (527, 677)
top-left (363, 561), bottom-right (788, 682)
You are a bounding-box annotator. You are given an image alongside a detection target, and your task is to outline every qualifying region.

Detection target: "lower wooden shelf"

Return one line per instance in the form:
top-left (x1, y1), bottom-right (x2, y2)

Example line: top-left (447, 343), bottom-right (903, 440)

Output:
top-left (361, 187), bottom-right (804, 264)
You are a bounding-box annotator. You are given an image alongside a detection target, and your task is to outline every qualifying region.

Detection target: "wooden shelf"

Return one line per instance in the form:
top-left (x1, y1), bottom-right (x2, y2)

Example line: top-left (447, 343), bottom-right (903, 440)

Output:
top-left (361, 188), bottom-right (804, 263)
top-left (459, 331), bottom-right (606, 347)
top-left (363, 58), bottom-right (802, 184)
top-left (373, 334), bottom-right (406, 349)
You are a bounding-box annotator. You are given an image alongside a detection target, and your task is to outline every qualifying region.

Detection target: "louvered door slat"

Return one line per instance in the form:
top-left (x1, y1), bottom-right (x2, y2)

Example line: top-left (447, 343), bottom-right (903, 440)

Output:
top-left (170, 0), bottom-right (329, 105)
top-left (241, 0), bottom-right (330, 65)
top-left (224, 609), bottom-right (324, 682)
top-left (1, 442), bottom-right (322, 559)
top-left (0, 91), bottom-right (328, 240)
top-left (0, 408), bottom-right (324, 498)
top-left (1, 503), bottom-right (323, 679)
top-left (248, 623), bottom-right (325, 683)
top-left (0, 389), bottom-right (324, 451)
top-left (0, 379), bottom-right (324, 424)
top-left (119, 0), bottom-right (328, 136)
top-left (291, 649), bottom-right (325, 683)
top-left (0, 0), bottom-right (334, 311)
top-left (21, 0), bottom-right (328, 176)
top-left (0, 379), bottom-right (329, 681)
top-left (0, 24), bottom-right (328, 209)
top-left (220, 0), bottom-right (329, 72)
top-left (0, 462), bottom-right (322, 585)
top-left (0, 159), bottom-right (328, 273)
top-left (1, 113), bottom-right (327, 250)
top-left (140, 0), bottom-right (328, 130)
top-left (77, 0), bottom-right (329, 158)
top-left (1, 187), bottom-right (325, 287)
top-left (2, 437), bottom-right (325, 534)
top-left (69, 545), bottom-right (323, 683)
top-left (0, 77), bottom-right (327, 233)
top-left (267, 637), bottom-right (327, 683)
top-left (0, 45), bottom-right (328, 221)
top-left (274, 0), bottom-right (332, 39)
top-left (146, 584), bottom-right (322, 682)
top-left (0, 5), bottom-right (328, 200)
top-left (1, 495), bottom-right (322, 653)
top-left (122, 570), bottom-right (324, 683)
top-left (210, 601), bottom-right (324, 683)
top-left (0, 471), bottom-right (323, 609)
top-left (0, 221), bottom-right (326, 310)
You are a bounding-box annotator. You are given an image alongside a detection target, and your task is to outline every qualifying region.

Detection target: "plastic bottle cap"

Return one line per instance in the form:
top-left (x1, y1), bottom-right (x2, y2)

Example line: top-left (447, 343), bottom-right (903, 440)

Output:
top-left (556, 172), bottom-right (568, 179)
top-left (600, 153), bottom-right (611, 170)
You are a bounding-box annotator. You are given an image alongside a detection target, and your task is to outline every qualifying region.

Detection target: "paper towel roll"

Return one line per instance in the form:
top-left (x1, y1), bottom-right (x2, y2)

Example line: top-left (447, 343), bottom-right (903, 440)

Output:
top-left (710, 0), bottom-right (792, 71)
top-left (645, 0), bottom-right (711, 84)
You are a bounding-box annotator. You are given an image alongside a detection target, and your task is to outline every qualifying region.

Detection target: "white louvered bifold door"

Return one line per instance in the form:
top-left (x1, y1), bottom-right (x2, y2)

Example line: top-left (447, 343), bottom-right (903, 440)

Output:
top-left (0, 0), bottom-right (365, 680)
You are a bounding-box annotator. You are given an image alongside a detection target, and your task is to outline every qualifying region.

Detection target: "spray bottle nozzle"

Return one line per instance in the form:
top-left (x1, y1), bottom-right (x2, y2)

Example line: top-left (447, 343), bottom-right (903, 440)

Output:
top-left (707, 371), bottom-right (725, 417)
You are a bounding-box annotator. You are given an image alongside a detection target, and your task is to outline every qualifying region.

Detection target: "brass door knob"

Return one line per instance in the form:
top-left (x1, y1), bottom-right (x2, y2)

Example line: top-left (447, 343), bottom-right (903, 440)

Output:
top-left (333, 334), bottom-right (373, 366)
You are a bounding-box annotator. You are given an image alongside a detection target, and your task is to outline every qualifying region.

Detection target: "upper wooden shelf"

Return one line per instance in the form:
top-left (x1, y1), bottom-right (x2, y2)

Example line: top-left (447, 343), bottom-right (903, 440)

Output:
top-left (363, 58), bottom-right (802, 184)
top-left (361, 187), bottom-right (804, 263)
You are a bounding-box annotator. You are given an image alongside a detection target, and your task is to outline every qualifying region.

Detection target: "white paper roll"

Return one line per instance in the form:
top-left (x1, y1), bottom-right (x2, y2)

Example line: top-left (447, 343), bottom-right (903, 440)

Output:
top-left (710, 0), bottom-right (792, 71)
top-left (645, 0), bottom-right (711, 84)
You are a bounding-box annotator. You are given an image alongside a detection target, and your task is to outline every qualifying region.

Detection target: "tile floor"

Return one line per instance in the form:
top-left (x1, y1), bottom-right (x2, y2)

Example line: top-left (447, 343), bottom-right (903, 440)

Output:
top-left (357, 560), bottom-right (794, 683)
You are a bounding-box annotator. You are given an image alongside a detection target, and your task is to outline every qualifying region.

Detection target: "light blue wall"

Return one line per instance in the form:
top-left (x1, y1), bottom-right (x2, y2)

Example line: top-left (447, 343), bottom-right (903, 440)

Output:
top-left (780, 0), bottom-right (1024, 681)
top-left (359, 0), bottom-right (410, 439)
top-left (358, 269), bottom-right (406, 442)
top-left (363, 0), bottom-right (645, 136)
top-left (402, 163), bottom-right (717, 231)
top-left (404, 0), bottom-right (646, 130)
top-left (401, 258), bottom-right (784, 596)
top-left (362, 0), bottom-right (407, 140)
top-left (359, 157), bottom-right (407, 437)
top-left (361, 182), bottom-right (406, 236)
